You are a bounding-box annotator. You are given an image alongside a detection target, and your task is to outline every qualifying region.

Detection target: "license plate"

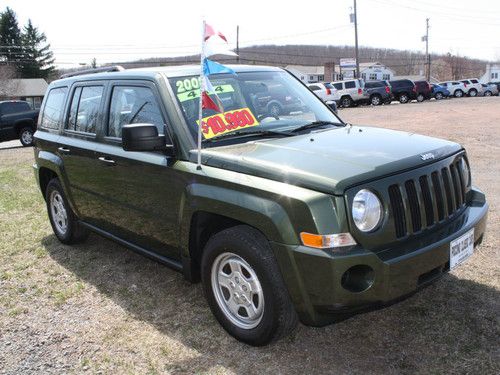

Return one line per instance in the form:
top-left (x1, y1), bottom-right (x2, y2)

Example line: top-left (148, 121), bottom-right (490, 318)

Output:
top-left (450, 228), bottom-right (474, 269)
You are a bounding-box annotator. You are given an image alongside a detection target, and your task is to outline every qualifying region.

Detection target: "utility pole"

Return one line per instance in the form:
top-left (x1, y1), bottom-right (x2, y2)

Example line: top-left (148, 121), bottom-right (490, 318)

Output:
top-left (423, 18), bottom-right (430, 81)
top-left (353, 0), bottom-right (360, 79)
top-left (236, 25), bottom-right (240, 64)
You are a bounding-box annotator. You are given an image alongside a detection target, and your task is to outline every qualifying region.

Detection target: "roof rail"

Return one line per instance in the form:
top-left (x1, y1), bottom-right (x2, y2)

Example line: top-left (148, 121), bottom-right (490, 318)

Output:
top-left (60, 65), bottom-right (125, 79)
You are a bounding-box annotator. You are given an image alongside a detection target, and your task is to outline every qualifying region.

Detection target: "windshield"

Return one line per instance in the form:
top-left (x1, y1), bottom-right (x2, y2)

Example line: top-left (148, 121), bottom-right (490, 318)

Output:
top-left (169, 71), bottom-right (342, 143)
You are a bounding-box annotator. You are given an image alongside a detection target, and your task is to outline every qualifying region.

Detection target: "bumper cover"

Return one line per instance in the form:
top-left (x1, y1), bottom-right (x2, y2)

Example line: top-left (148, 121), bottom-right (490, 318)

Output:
top-left (271, 188), bottom-right (488, 326)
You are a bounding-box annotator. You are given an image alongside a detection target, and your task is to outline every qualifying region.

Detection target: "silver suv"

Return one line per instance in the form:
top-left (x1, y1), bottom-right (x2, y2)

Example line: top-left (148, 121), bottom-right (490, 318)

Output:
top-left (438, 81), bottom-right (467, 98)
top-left (460, 78), bottom-right (483, 97)
top-left (331, 79), bottom-right (369, 107)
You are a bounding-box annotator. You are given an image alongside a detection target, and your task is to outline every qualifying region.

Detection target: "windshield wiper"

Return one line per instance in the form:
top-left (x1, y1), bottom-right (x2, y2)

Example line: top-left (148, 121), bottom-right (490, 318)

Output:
top-left (203, 129), bottom-right (294, 143)
top-left (291, 120), bottom-right (342, 133)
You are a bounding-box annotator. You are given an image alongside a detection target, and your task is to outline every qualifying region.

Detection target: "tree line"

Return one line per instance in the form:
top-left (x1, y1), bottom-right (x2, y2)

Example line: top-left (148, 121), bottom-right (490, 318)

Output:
top-left (0, 7), bottom-right (55, 79)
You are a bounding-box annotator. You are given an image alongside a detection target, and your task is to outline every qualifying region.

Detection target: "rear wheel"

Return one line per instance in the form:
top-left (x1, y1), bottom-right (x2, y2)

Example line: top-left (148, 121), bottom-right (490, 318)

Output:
top-left (340, 96), bottom-right (353, 108)
top-left (484, 90), bottom-right (492, 96)
top-left (416, 94), bottom-right (425, 102)
top-left (399, 93), bottom-right (409, 103)
top-left (201, 225), bottom-right (297, 346)
top-left (370, 94), bottom-right (382, 106)
top-left (46, 179), bottom-right (89, 244)
top-left (454, 89), bottom-right (463, 98)
top-left (435, 92), bottom-right (444, 100)
top-left (19, 127), bottom-right (34, 147)
top-left (468, 89), bottom-right (477, 97)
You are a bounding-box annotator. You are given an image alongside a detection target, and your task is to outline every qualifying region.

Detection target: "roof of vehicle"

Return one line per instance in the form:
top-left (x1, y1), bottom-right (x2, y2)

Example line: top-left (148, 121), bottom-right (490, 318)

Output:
top-left (0, 100), bottom-right (30, 104)
top-left (52, 65), bottom-right (283, 87)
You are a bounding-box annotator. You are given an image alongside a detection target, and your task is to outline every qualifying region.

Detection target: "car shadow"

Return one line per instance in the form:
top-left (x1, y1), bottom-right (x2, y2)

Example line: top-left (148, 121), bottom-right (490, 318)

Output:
top-left (42, 233), bottom-right (499, 374)
top-left (0, 144), bottom-right (23, 151)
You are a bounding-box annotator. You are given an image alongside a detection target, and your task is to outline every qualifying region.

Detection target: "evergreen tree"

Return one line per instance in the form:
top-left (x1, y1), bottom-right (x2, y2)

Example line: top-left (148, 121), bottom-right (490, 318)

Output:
top-left (0, 7), bottom-right (22, 65)
top-left (19, 19), bottom-right (55, 78)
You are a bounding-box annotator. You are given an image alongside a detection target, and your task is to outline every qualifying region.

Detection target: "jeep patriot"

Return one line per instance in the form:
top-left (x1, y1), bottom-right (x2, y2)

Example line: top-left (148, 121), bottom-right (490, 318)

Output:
top-left (33, 65), bottom-right (488, 346)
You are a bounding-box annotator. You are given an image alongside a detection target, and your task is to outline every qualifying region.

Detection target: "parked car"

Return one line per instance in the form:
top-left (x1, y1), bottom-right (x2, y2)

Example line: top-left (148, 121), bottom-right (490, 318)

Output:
top-left (480, 83), bottom-right (499, 96)
top-left (414, 80), bottom-right (433, 102)
top-left (431, 84), bottom-right (450, 100)
top-left (34, 65), bottom-right (488, 346)
top-left (331, 79), bottom-right (369, 107)
top-left (487, 81), bottom-right (500, 91)
top-left (460, 78), bottom-right (483, 97)
top-left (438, 81), bottom-right (467, 98)
top-left (307, 82), bottom-right (339, 112)
top-left (249, 82), bottom-right (305, 117)
top-left (388, 79), bottom-right (417, 103)
top-left (0, 100), bottom-right (39, 146)
top-left (364, 80), bottom-right (393, 105)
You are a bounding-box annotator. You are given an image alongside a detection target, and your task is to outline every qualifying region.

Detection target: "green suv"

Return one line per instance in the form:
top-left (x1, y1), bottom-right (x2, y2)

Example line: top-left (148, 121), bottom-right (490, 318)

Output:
top-left (33, 65), bottom-right (488, 346)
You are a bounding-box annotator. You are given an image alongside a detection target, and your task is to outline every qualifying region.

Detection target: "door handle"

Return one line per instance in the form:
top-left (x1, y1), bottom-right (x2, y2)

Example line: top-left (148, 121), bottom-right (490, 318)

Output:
top-left (58, 147), bottom-right (71, 154)
top-left (98, 156), bottom-right (116, 166)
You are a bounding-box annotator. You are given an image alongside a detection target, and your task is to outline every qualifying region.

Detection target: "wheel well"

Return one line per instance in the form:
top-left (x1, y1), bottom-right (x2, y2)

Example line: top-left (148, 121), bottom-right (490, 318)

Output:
top-left (370, 93), bottom-right (381, 99)
top-left (340, 95), bottom-right (352, 100)
top-left (39, 167), bottom-right (58, 200)
top-left (15, 120), bottom-right (35, 135)
top-left (187, 211), bottom-right (245, 282)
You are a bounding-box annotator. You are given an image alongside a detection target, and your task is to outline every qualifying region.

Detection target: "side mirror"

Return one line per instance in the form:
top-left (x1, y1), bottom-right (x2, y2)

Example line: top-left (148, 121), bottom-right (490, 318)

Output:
top-left (122, 123), bottom-right (173, 155)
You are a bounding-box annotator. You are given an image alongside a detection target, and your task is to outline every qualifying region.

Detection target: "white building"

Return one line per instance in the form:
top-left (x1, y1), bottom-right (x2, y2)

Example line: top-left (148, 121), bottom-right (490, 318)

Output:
top-left (358, 62), bottom-right (395, 82)
top-left (286, 65), bottom-right (325, 83)
top-left (480, 63), bottom-right (500, 83)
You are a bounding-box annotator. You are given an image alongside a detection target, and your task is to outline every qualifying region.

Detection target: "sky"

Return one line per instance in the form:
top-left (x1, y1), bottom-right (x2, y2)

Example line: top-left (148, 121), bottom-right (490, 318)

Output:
top-left (3, 0), bottom-right (500, 68)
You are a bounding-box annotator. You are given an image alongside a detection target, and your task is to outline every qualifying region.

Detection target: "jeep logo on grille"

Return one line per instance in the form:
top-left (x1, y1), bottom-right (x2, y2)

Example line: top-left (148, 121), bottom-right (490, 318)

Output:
top-left (421, 152), bottom-right (435, 161)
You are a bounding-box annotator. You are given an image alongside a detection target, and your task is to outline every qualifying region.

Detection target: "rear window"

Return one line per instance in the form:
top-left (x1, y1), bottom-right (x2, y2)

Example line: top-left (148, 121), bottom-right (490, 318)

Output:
top-left (471, 79), bottom-right (478, 84)
top-left (0, 101), bottom-right (31, 114)
top-left (308, 85), bottom-right (321, 91)
top-left (345, 81), bottom-right (356, 89)
top-left (40, 87), bottom-right (68, 130)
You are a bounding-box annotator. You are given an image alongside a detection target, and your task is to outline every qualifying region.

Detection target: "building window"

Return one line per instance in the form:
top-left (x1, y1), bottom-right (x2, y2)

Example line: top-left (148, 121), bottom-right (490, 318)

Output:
top-left (361, 73), bottom-right (366, 80)
top-left (318, 75), bottom-right (324, 81)
top-left (382, 74), bottom-right (390, 80)
top-left (492, 72), bottom-right (499, 79)
top-left (369, 73), bottom-right (378, 80)
top-left (309, 75), bottom-right (314, 81)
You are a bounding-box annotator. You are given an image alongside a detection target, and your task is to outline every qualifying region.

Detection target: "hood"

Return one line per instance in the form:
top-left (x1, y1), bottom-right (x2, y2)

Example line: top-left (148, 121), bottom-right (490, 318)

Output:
top-left (193, 125), bottom-right (462, 195)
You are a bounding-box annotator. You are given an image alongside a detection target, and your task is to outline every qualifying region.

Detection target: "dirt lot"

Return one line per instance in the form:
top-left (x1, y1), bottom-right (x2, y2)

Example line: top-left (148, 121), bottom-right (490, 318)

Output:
top-left (0, 97), bottom-right (499, 374)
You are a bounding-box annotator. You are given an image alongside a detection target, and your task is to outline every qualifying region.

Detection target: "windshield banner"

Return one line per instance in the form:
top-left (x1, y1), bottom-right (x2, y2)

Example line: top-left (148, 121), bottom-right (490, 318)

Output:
top-left (198, 107), bottom-right (259, 139)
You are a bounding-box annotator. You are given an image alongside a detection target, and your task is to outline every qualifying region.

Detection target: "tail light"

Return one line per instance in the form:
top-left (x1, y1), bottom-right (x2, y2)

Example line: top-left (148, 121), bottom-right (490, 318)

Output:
top-left (326, 88), bottom-right (331, 95)
top-left (412, 86), bottom-right (417, 92)
top-left (385, 86), bottom-right (390, 93)
top-left (464, 83), bottom-right (467, 87)
top-left (428, 83), bottom-right (431, 90)
top-left (358, 88), bottom-right (363, 95)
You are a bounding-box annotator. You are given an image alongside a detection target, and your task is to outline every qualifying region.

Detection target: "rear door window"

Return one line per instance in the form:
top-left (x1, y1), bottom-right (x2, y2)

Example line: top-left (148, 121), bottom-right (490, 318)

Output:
top-left (66, 86), bottom-right (103, 134)
top-left (308, 85), bottom-right (321, 91)
top-left (471, 79), bottom-right (479, 84)
top-left (333, 83), bottom-right (343, 90)
top-left (345, 81), bottom-right (356, 89)
top-left (40, 87), bottom-right (68, 130)
top-left (108, 86), bottom-right (165, 138)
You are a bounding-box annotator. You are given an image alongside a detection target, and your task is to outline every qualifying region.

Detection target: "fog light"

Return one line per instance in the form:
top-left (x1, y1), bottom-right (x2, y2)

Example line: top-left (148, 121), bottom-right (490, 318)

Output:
top-left (341, 265), bottom-right (375, 293)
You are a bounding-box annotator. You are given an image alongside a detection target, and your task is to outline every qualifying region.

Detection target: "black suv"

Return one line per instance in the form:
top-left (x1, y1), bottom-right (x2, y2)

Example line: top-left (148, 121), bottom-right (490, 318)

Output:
top-left (389, 79), bottom-right (417, 103)
top-left (364, 81), bottom-right (393, 105)
top-left (33, 65), bottom-right (488, 346)
top-left (0, 100), bottom-right (39, 146)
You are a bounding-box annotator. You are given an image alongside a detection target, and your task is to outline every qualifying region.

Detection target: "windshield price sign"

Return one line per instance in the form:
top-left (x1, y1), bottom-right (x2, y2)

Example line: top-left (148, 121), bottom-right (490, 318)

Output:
top-left (199, 107), bottom-right (259, 139)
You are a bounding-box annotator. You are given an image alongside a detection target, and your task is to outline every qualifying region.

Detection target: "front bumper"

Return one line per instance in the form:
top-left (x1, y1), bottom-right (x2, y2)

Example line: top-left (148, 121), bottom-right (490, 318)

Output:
top-left (271, 188), bottom-right (488, 326)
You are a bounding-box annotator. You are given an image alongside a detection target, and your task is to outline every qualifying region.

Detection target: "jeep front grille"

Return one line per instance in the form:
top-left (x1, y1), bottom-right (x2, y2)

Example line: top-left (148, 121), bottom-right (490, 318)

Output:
top-left (388, 159), bottom-right (467, 238)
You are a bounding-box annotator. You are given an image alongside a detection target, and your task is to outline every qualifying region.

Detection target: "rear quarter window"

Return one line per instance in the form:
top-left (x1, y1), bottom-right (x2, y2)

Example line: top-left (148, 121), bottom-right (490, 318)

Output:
top-left (344, 81), bottom-right (356, 89)
top-left (0, 102), bottom-right (30, 114)
top-left (333, 83), bottom-right (343, 90)
top-left (40, 87), bottom-right (68, 130)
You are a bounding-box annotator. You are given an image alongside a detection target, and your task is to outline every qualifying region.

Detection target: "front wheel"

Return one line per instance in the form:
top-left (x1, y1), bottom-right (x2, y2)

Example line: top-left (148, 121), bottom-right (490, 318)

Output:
top-left (46, 179), bottom-right (89, 244)
top-left (435, 92), bottom-right (444, 100)
top-left (399, 93), bottom-right (409, 103)
top-left (454, 90), bottom-right (463, 98)
top-left (340, 96), bottom-right (353, 108)
top-left (201, 225), bottom-right (297, 346)
top-left (19, 127), bottom-right (34, 147)
top-left (416, 94), bottom-right (425, 102)
top-left (370, 95), bottom-right (382, 106)
top-left (484, 90), bottom-right (492, 96)
top-left (468, 89), bottom-right (477, 97)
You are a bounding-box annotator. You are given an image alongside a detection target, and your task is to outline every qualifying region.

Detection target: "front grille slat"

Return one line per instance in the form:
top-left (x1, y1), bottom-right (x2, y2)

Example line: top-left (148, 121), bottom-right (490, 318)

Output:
top-left (431, 171), bottom-right (445, 221)
top-left (404, 180), bottom-right (422, 233)
top-left (419, 175), bottom-right (435, 227)
top-left (449, 163), bottom-right (463, 208)
top-left (441, 167), bottom-right (455, 216)
top-left (389, 184), bottom-right (406, 238)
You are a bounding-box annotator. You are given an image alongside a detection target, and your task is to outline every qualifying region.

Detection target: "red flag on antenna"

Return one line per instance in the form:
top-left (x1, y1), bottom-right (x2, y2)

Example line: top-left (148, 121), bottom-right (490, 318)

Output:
top-left (204, 23), bottom-right (228, 42)
top-left (201, 91), bottom-right (223, 113)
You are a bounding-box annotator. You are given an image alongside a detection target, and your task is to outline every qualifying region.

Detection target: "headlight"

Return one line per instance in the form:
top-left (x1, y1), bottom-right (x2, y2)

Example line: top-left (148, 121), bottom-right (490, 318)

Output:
top-left (461, 157), bottom-right (471, 187)
top-left (352, 189), bottom-right (382, 232)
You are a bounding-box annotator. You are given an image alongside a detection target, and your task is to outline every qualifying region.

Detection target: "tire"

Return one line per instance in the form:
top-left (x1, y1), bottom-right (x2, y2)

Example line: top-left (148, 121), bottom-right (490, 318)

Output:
top-left (370, 95), bottom-right (382, 106)
top-left (399, 93), bottom-right (409, 103)
top-left (45, 178), bottom-right (89, 244)
top-left (435, 92), bottom-right (444, 100)
top-left (484, 90), bottom-right (492, 96)
top-left (268, 103), bottom-right (281, 117)
top-left (19, 126), bottom-right (34, 147)
top-left (468, 89), bottom-right (477, 97)
top-left (416, 94), bottom-right (425, 102)
top-left (340, 96), bottom-right (353, 108)
top-left (454, 89), bottom-right (463, 98)
top-left (201, 225), bottom-right (298, 346)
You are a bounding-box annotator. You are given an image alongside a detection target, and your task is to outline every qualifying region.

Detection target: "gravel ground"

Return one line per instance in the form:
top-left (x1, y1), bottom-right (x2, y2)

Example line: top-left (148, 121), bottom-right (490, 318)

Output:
top-left (0, 97), bottom-right (499, 374)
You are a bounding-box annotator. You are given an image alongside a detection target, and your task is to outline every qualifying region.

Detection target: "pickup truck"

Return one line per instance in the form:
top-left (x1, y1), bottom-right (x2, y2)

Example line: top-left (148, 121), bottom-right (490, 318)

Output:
top-left (0, 100), bottom-right (39, 146)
